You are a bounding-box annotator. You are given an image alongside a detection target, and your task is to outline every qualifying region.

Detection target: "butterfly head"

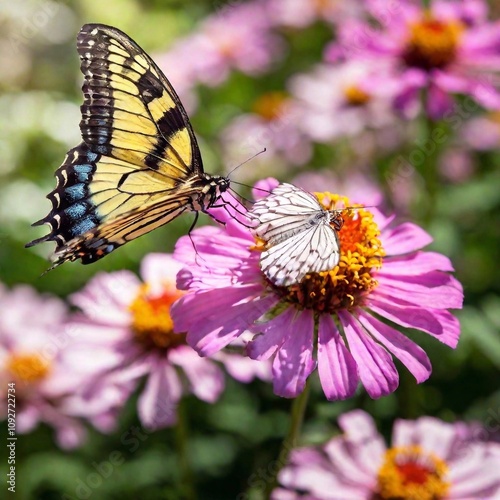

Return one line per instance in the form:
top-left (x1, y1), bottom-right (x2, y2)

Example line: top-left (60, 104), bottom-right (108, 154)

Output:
top-left (195, 174), bottom-right (231, 210)
top-left (328, 210), bottom-right (345, 232)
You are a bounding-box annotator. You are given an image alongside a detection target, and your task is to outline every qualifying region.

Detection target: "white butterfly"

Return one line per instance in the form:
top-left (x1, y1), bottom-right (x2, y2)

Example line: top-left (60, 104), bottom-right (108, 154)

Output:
top-left (248, 183), bottom-right (344, 287)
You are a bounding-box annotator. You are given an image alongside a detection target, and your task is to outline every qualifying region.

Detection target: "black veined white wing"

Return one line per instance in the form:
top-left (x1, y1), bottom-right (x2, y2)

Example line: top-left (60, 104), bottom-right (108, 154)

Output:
top-left (248, 183), bottom-right (344, 287)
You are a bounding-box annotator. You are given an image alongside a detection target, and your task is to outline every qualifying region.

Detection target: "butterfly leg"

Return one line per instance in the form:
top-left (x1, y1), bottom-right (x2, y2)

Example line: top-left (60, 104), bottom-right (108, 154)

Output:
top-left (209, 201), bottom-right (256, 229)
top-left (186, 212), bottom-right (208, 267)
top-left (202, 207), bottom-right (227, 227)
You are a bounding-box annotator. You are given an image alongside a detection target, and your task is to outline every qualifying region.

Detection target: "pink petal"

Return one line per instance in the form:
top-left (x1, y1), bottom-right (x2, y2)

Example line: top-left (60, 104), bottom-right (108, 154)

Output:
top-left (449, 444), bottom-right (500, 498)
top-left (172, 285), bottom-right (277, 356)
top-left (335, 410), bottom-right (386, 476)
top-left (338, 311), bottom-right (399, 398)
top-left (140, 253), bottom-right (183, 295)
top-left (278, 449), bottom-right (345, 495)
top-left (426, 83), bottom-right (455, 119)
top-left (70, 271), bottom-right (140, 326)
top-left (248, 307), bottom-right (296, 360)
top-left (272, 309), bottom-right (316, 398)
top-left (366, 296), bottom-right (460, 348)
top-left (323, 434), bottom-right (378, 492)
top-left (317, 314), bottom-right (359, 400)
top-left (169, 346), bottom-right (224, 403)
top-left (375, 274), bottom-right (463, 309)
top-left (253, 178), bottom-right (279, 200)
top-left (382, 222), bottom-right (433, 255)
top-left (393, 417), bottom-right (457, 460)
top-left (357, 311), bottom-right (432, 383)
top-left (138, 359), bottom-right (181, 429)
top-left (381, 251), bottom-right (454, 276)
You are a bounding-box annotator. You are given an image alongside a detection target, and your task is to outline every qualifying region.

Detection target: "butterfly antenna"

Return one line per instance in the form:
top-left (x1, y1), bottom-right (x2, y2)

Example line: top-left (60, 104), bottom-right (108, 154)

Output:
top-left (226, 148), bottom-right (267, 178)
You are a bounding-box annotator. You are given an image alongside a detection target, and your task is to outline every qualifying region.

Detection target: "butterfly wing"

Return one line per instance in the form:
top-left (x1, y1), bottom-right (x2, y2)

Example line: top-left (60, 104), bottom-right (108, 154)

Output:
top-left (27, 24), bottom-right (209, 266)
top-left (26, 142), bottom-right (201, 267)
top-left (260, 223), bottom-right (341, 287)
top-left (78, 23), bottom-right (202, 177)
top-left (249, 183), bottom-right (324, 245)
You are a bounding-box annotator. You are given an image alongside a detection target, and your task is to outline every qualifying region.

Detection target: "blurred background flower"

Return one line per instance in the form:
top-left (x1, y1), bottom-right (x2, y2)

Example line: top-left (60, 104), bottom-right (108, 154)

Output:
top-left (275, 409), bottom-right (500, 499)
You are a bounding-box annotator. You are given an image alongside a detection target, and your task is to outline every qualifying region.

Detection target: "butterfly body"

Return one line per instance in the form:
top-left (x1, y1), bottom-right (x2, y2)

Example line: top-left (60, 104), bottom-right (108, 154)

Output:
top-left (249, 183), bottom-right (344, 287)
top-left (27, 24), bottom-right (229, 268)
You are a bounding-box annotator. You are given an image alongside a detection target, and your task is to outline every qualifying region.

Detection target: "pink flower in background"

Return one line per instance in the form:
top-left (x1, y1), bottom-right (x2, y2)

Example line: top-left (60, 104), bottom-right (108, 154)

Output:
top-left (266, 0), bottom-right (363, 29)
top-left (0, 284), bottom-right (93, 448)
top-left (172, 179), bottom-right (463, 401)
top-left (274, 410), bottom-right (500, 499)
top-left (327, 0), bottom-right (500, 118)
top-left (291, 169), bottom-right (382, 207)
top-left (461, 112), bottom-right (500, 150)
top-left (159, 2), bottom-right (283, 90)
top-left (438, 148), bottom-right (475, 183)
top-left (221, 92), bottom-right (312, 178)
top-left (289, 62), bottom-right (402, 142)
top-left (67, 254), bottom-right (226, 430)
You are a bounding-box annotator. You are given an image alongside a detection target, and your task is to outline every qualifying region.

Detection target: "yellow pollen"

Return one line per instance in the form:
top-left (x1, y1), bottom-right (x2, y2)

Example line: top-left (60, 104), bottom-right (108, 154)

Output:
top-left (269, 193), bottom-right (384, 313)
top-left (252, 91), bottom-right (290, 121)
top-left (377, 445), bottom-right (450, 500)
top-left (129, 284), bottom-right (186, 350)
top-left (403, 16), bottom-right (464, 70)
top-left (7, 353), bottom-right (51, 383)
top-left (344, 85), bottom-right (371, 106)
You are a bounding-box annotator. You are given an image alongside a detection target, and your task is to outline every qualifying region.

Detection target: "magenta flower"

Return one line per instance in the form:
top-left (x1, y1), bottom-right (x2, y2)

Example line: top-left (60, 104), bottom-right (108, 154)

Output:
top-left (274, 410), bottom-right (500, 499)
top-left (327, 0), bottom-right (500, 118)
top-left (0, 284), bottom-right (99, 449)
top-left (172, 179), bottom-right (463, 401)
top-left (68, 254), bottom-right (227, 430)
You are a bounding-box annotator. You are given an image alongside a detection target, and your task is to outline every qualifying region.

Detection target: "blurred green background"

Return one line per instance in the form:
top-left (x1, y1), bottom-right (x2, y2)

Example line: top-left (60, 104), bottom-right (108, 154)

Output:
top-left (1, 1), bottom-right (499, 499)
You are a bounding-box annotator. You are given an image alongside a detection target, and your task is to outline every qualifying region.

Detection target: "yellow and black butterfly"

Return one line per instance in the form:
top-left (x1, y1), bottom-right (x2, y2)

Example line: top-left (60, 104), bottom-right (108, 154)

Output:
top-left (26, 23), bottom-right (230, 269)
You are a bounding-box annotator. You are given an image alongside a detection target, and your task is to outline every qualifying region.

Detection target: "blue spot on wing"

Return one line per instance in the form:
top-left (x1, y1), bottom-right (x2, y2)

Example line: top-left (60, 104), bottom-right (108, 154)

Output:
top-left (65, 201), bottom-right (88, 220)
top-left (96, 129), bottom-right (108, 144)
top-left (73, 163), bottom-right (93, 182)
top-left (64, 184), bottom-right (86, 201)
top-left (69, 216), bottom-right (97, 237)
top-left (87, 151), bottom-right (98, 162)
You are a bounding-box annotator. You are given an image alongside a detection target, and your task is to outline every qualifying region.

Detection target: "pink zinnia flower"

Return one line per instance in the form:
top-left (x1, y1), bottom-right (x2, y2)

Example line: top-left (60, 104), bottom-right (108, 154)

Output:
top-left (327, 0), bottom-right (500, 118)
top-left (274, 409), bottom-right (500, 499)
top-left (68, 253), bottom-right (266, 430)
top-left (172, 179), bottom-right (463, 400)
top-left (0, 284), bottom-right (100, 448)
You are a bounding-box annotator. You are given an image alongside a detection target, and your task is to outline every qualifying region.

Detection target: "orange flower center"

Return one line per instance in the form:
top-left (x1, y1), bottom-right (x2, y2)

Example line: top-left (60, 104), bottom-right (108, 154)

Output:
top-left (129, 284), bottom-right (186, 350)
top-left (344, 85), bottom-right (371, 106)
top-left (377, 445), bottom-right (450, 500)
top-left (252, 91), bottom-right (290, 121)
top-left (6, 353), bottom-right (51, 383)
top-left (268, 193), bottom-right (384, 313)
top-left (403, 16), bottom-right (464, 70)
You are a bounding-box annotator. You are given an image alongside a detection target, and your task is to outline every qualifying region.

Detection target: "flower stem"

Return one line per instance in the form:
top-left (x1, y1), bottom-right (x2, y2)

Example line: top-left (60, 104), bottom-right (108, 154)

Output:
top-left (175, 398), bottom-right (196, 500)
top-left (414, 101), bottom-right (441, 224)
top-left (264, 379), bottom-right (311, 498)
